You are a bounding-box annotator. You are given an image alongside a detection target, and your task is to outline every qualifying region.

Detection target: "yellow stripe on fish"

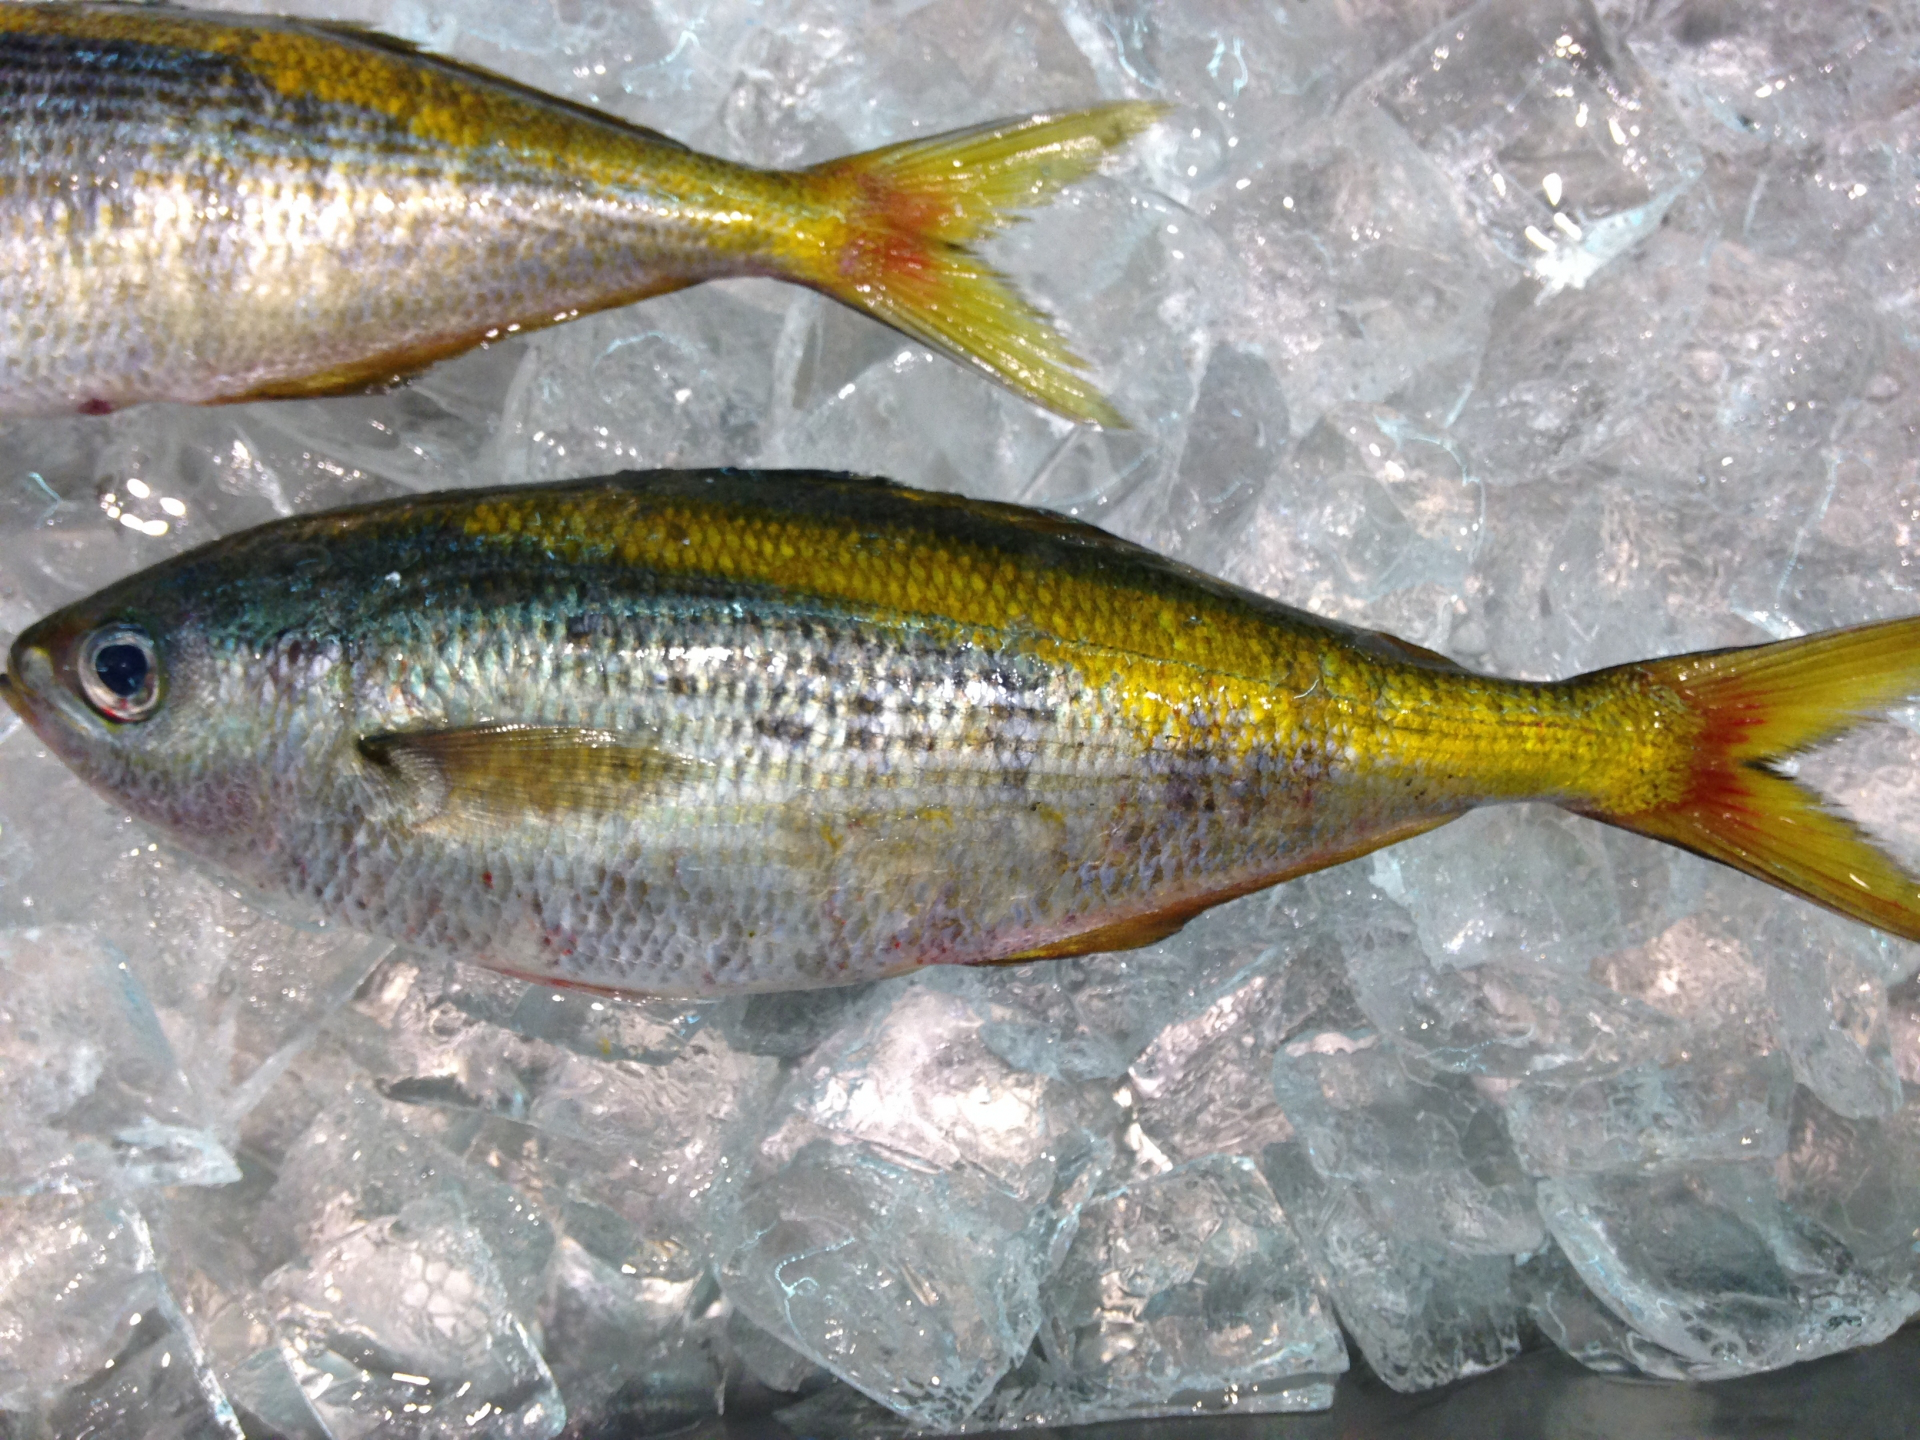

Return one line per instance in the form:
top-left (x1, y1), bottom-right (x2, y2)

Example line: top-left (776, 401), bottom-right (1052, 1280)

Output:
top-left (452, 482), bottom-right (1700, 811)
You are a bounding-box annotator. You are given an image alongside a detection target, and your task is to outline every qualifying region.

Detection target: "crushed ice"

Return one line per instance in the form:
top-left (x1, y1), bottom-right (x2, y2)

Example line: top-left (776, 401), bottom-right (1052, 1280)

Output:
top-left (3, 0), bottom-right (1920, 1431)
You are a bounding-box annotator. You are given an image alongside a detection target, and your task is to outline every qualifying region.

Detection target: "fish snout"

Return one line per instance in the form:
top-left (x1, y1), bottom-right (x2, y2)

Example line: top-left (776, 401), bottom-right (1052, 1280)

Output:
top-left (2, 641), bottom-right (45, 709)
top-left (2, 641), bottom-right (79, 735)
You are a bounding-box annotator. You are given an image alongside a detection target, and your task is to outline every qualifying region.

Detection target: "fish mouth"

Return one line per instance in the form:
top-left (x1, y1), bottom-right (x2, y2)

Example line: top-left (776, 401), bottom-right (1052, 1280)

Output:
top-left (1, 643), bottom-right (82, 735)
top-left (0, 657), bottom-right (26, 721)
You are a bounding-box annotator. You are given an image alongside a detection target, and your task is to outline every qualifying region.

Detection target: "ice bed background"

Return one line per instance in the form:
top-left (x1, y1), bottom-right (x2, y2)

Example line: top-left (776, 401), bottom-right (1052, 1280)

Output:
top-left (3, 0), bottom-right (1920, 1434)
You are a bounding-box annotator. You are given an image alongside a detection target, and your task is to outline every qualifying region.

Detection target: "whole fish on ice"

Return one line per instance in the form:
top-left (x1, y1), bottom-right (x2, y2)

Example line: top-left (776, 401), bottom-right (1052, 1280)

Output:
top-left (0, 2), bottom-right (1156, 422)
top-left (5, 470), bottom-right (1919, 996)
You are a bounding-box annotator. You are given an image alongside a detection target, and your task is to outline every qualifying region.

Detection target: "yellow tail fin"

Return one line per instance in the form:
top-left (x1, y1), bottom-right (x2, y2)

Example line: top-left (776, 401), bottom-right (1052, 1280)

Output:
top-left (1575, 618), bottom-right (1920, 940)
top-left (792, 102), bottom-right (1166, 428)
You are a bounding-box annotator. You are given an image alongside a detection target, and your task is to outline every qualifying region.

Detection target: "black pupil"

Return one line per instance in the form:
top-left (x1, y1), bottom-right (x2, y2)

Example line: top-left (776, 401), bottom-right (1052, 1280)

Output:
top-left (93, 643), bottom-right (149, 699)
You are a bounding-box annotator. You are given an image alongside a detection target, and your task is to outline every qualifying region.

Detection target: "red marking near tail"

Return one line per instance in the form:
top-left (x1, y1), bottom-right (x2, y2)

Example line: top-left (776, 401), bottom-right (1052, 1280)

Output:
top-left (1574, 617), bottom-right (1920, 941)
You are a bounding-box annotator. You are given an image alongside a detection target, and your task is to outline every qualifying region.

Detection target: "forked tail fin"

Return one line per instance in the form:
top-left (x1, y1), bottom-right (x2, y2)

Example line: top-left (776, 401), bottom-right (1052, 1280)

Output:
top-left (792, 102), bottom-right (1166, 428)
top-left (1573, 618), bottom-right (1920, 940)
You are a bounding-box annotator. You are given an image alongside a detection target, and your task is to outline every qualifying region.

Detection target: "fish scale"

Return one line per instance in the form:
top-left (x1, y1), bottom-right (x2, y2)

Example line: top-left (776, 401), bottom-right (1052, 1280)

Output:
top-left (9, 470), bottom-right (1920, 995)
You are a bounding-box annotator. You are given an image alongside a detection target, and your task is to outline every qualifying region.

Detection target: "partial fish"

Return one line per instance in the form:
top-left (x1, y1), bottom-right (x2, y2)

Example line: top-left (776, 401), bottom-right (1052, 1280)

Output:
top-left (0, 3), bottom-right (1159, 422)
top-left (6, 470), bottom-right (1919, 996)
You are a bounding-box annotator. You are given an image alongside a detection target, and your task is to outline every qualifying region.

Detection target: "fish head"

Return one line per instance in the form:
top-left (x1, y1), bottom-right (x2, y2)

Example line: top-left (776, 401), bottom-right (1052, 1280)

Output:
top-left (2, 562), bottom-right (282, 859)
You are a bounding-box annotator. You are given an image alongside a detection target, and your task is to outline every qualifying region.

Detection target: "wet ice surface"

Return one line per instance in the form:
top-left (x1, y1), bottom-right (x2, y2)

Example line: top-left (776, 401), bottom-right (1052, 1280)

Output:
top-left (2, 0), bottom-right (1920, 1433)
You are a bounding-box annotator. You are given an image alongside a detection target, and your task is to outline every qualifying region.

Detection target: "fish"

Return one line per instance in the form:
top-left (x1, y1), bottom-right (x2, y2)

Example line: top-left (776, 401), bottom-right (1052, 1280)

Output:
top-left (6, 469), bottom-right (1920, 997)
top-left (0, 2), bottom-right (1160, 424)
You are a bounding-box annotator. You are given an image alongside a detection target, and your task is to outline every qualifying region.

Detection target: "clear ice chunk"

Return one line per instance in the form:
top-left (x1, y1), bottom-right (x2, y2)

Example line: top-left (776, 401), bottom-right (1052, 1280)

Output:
top-left (110, 857), bottom-right (390, 1136)
top-left (1542, 1094), bottom-right (1920, 1380)
top-left (0, 733), bottom-right (386, 1139)
top-left (1591, 897), bottom-right (1782, 1053)
top-left (720, 1137), bottom-right (1062, 1432)
top-left (38, 1284), bottom-right (243, 1440)
top-left (1206, 102), bottom-right (1509, 438)
top-left (1331, 846), bottom-right (1687, 1079)
top-left (1761, 907), bottom-right (1904, 1120)
top-left (221, 1346), bottom-right (334, 1440)
top-left (1260, 1140), bottom-right (1525, 1393)
top-left (0, 926), bottom-right (238, 1195)
top-left (0, 1193), bottom-right (241, 1438)
top-left (1127, 935), bottom-right (1364, 1166)
top-left (938, 887), bottom-right (1323, 1086)
top-left (1504, 1054), bottom-right (1793, 1177)
top-left (727, 1308), bottom-right (827, 1398)
top-left (534, 1237), bottom-right (726, 1435)
top-left (332, 952), bottom-right (776, 1273)
top-left (498, 285), bottom-right (788, 482)
top-left (1265, 1035), bottom-right (1539, 1389)
top-left (1627, 2), bottom-right (1920, 277)
top-left (1371, 0), bottom-right (1704, 291)
top-left (267, 1190), bottom-right (563, 1440)
top-left (1372, 805), bottom-right (1692, 973)
top-left (758, 983), bottom-right (1119, 1197)
top-left (1035, 1156), bottom-right (1346, 1421)
top-left (1271, 1034), bottom-right (1543, 1257)
top-left (719, 981), bottom-right (1116, 1429)
top-left (259, 1085), bottom-right (555, 1320)
top-left (1517, 1241), bottom-right (1695, 1379)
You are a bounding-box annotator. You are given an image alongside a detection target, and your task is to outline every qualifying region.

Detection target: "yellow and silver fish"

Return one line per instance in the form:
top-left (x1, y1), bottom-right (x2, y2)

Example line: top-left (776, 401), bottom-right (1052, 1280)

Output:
top-left (7, 470), bottom-right (1920, 996)
top-left (0, 3), bottom-right (1158, 422)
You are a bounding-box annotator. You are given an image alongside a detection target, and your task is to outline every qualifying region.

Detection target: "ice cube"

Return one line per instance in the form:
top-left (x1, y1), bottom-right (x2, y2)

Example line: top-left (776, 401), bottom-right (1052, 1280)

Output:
top-left (1341, 834), bottom-right (1690, 1078)
top-left (0, 926), bottom-right (237, 1195)
top-left (728, 1308), bottom-right (828, 1397)
top-left (259, 1085), bottom-right (554, 1318)
top-left (1036, 1156), bottom-right (1346, 1420)
top-left (0, 739), bottom-right (386, 1140)
top-left (1542, 1158), bottom-right (1919, 1379)
top-left (1271, 1034), bottom-right (1543, 1258)
top-left (107, 856), bottom-right (391, 1135)
top-left (267, 1190), bottom-right (564, 1440)
top-left (758, 983), bottom-right (1119, 1198)
top-left (1517, 1241), bottom-right (1695, 1378)
top-left (1127, 936), bottom-right (1362, 1166)
top-left (535, 1237), bottom-right (726, 1433)
top-left (497, 285), bottom-right (786, 483)
top-left (333, 954), bottom-right (779, 1258)
top-left (221, 1345), bottom-right (334, 1440)
top-left (719, 1138), bottom-right (1062, 1431)
top-left (1260, 1141), bottom-right (1525, 1392)
top-left (1503, 1053), bottom-right (1794, 1176)
top-left (1208, 103), bottom-right (1509, 440)
top-left (936, 885), bottom-right (1319, 1087)
top-left (1377, 806), bottom-right (1680, 971)
top-left (0, 1193), bottom-right (241, 1437)
top-left (1760, 907), bottom-right (1904, 1120)
top-left (1371, 0), bottom-right (1704, 291)
top-left (1628, 2), bottom-right (1920, 283)
top-left (720, 981), bottom-right (1116, 1428)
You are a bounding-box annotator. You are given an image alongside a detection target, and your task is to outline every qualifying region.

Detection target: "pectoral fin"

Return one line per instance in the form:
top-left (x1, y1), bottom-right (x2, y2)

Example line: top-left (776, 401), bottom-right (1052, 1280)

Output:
top-left (360, 723), bottom-right (700, 829)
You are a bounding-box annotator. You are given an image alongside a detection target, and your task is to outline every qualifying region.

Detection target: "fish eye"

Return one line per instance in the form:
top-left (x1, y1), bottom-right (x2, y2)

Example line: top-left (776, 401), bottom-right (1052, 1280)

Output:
top-left (77, 624), bottom-right (161, 722)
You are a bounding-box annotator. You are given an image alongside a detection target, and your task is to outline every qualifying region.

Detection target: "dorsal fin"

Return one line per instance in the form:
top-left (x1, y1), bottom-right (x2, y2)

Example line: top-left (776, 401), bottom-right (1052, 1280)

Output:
top-left (1347, 628), bottom-right (1477, 675)
top-left (297, 17), bottom-right (693, 152)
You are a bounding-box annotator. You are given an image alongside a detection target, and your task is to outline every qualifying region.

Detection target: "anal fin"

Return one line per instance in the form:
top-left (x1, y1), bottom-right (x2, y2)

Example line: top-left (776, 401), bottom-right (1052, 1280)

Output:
top-left (984, 813), bottom-right (1461, 965)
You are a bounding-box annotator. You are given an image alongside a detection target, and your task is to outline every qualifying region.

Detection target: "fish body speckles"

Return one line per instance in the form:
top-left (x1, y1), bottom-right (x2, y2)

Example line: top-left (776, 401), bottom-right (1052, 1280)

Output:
top-left (10, 469), bottom-right (1920, 995)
